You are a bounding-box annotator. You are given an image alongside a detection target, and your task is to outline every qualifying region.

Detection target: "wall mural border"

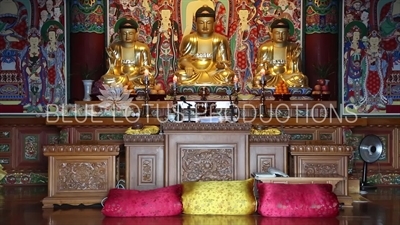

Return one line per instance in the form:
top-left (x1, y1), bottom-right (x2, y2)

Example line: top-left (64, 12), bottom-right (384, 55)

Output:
top-left (341, 0), bottom-right (400, 116)
top-left (0, 0), bottom-right (68, 115)
top-left (106, 0), bottom-right (304, 92)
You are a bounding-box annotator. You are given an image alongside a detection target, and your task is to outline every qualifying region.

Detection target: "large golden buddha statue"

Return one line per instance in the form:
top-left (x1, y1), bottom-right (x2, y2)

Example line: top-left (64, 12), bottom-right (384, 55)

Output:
top-left (101, 18), bottom-right (154, 88)
top-left (176, 6), bottom-right (235, 86)
top-left (254, 19), bottom-right (308, 88)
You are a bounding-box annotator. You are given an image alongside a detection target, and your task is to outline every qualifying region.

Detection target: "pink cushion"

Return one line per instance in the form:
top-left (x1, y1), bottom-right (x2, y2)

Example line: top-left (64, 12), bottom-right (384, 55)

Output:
top-left (257, 183), bottom-right (339, 217)
top-left (258, 217), bottom-right (340, 225)
top-left (101, 185), bottom-right (183, 217)
top-left (102, 216), bottom-right (184, 225)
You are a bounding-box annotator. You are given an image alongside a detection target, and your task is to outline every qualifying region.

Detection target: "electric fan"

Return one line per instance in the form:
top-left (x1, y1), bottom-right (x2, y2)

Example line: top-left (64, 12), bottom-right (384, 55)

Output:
top-left (358, 134), bottom-right (383, 191)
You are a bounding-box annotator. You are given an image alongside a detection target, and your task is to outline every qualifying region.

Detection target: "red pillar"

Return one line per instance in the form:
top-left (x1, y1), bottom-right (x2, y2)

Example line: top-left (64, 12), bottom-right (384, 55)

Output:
top-left (304, 1), bottom-right (339, 100)
top-left (69, 2), bottom-right (106, 102)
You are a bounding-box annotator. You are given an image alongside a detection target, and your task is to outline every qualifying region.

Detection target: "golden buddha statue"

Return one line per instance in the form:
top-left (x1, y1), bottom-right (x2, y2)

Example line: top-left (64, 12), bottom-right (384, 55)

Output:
top-left (175, 6), bottom-right (235, 86)
top-left (101, 18), bottom-right (154, 88)
top-left (254, 19), bottom-right (308, 88)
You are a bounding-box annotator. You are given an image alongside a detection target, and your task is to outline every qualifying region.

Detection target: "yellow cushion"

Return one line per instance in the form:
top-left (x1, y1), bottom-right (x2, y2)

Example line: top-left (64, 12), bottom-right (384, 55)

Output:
top-left (182, 178), bottom-right (256, 215)
top-left (183, 215), bottom-right (256, 224)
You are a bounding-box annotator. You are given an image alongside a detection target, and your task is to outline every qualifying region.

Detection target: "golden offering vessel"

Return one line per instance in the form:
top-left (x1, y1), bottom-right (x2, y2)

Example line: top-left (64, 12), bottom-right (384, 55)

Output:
top-left (254, 19), bottom-right (308, 88)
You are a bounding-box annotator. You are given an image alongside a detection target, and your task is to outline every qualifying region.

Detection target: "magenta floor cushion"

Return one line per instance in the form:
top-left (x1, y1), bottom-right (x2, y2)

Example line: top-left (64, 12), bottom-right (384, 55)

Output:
top-left (102, 185), bottom-right (183, 217)
top-left (257, 183), bottom-right (339, 217)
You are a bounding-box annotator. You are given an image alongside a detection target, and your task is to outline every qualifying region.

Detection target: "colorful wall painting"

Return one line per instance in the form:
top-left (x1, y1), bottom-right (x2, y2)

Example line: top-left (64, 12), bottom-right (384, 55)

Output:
top-left (342, 0), bottom-right (400, 115)
top-left (0, 0), bottom-right (67, 114)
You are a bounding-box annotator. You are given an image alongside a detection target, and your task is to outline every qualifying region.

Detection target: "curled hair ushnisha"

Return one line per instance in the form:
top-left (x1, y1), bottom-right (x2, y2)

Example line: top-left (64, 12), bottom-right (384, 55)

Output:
top-left (195, 5), bottom-right (215, 19)
top-left (270, 19), bottom-right (290, 29)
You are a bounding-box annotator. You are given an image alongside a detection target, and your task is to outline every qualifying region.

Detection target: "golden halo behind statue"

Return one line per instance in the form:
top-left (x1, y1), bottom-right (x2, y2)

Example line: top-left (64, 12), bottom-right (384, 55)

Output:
top-left (41, 20), bottom-right (64, 42)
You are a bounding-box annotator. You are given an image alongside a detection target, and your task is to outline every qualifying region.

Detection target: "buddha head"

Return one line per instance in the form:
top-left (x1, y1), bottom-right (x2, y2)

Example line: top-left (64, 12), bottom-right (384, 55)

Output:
top-left (117, 18), bottom-right (139, 43)
top-left (270, 19), bottom-right (289, 43)
top-left (195, 5), bottom-right (215, 37)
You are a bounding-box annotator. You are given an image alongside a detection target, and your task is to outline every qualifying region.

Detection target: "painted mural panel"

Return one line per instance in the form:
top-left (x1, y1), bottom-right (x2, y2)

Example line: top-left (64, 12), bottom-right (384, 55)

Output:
top-left (342, 0), bottom-right (400, 115)
top-left (71, 0), bottom-right (105, 33)
top-left (0, 0), bottom-right (67, 114)
top-left (107, 0), bottom-right (303, 92)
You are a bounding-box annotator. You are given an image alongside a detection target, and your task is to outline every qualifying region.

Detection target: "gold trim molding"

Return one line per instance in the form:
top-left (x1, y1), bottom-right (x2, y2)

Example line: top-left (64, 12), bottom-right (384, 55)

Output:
top-left (290, 145), bottom-right (353, 155)
top-left (123, 134), bottom-right (165, 142)
top-left (43, 145), bottom-right (120, 155)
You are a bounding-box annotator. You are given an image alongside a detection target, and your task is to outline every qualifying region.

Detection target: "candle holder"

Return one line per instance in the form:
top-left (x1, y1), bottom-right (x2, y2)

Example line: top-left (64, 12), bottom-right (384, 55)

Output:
top-left (142, 76), bottom-right (150, 118)
top-left (171, 83), bottom-right (178, 105)
top-left (170, 83), bottom-right (181, 121)
top-left (226, 89), bottom-right (236, 122)
top-left (259, 76), bottom-right (266, 118)
top-left (234, 84), bottom-right (240, 105)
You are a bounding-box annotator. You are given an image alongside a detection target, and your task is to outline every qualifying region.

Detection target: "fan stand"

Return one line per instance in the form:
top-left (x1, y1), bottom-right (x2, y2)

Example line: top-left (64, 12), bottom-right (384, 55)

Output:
top-left (360, 161), bottom-right (377, 191)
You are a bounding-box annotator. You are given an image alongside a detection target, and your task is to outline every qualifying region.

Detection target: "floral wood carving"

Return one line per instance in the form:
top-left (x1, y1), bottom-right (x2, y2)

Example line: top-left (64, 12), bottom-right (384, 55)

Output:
top-left (141, 159), bottom-right (153, 182)
top-left (249, 134), bottom-right (291, 142)
top-left (123, 134), bottom-right (164, 142)
top-left (303, 163), bottom-right (338, 176)
top-left (57, 162), bottom-right (107, 190)
top-left (181, 148), bottom-right (234, 182)
top-left (261, 159), bottom-right (272, 173)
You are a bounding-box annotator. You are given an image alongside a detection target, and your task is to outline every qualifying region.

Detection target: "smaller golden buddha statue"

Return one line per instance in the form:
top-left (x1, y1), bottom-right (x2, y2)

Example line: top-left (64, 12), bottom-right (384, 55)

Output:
top-left (254, 19), bottom-right (308, 88)
top-left (101, 18), bottom-right (154, 88)
top-left (175, 6), bottom-right (235, 86)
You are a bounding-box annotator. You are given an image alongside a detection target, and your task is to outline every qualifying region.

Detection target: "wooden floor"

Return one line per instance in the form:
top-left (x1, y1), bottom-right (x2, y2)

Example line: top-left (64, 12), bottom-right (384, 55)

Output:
top-left (0, 186), bottom-right (399, 225)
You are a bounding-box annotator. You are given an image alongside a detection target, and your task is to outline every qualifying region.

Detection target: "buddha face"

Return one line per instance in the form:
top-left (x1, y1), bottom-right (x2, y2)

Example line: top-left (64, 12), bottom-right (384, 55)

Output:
top-left (196, 17), bottom-right (214, 37)
top-left (271, 27), bottom-right (288, 43)
top-left (119, 28), bottom-right (137, 43)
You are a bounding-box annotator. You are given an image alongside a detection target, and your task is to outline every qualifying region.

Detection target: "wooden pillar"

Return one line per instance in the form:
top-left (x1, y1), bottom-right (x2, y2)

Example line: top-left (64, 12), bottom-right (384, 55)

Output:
top-left (304, 1), bottom-right (340, 100)
top-left (69, 1), bottom-right (106, 102)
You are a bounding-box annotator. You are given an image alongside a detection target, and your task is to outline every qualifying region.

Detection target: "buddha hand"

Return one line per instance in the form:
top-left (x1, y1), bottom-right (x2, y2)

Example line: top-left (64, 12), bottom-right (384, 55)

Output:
top-left (185, 67), bottom-right (194, 76)
top-left (216, 61), bottom-right (225, 70)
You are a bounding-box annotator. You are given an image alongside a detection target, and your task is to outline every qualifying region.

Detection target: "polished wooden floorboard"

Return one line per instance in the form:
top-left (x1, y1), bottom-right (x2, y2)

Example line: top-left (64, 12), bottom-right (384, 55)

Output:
top-left (0, 186), bottom-right (399, 225)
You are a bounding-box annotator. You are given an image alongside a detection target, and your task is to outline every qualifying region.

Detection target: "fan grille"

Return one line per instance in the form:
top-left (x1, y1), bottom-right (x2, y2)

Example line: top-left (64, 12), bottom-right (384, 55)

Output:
top-left (358, 135), bottom-right (383, 163)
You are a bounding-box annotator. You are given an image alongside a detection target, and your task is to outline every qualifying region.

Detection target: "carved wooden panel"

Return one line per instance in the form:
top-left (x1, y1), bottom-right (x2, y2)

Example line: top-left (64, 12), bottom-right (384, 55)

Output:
top-left (283, 128), bottom-right (316, 144)
top-left (165, 128), bottom-right (249, 186)
top-left (316, 127), bottom-right (341, 144)
top-left (42, 144), bottom-right (119, 208)
top-left (124, 140), bottom-right (164, 190)
top-left (249, 143), bottom-right (289, 174)
top-left (15, 127), bottom-right (60, 171)
top-left (180, 148), bottom-right (234, 182)
top-left (70, 127), bottom-right (128, 144)
top-left (56, 160), bottom-right (108, 191)
top-left (278, 128), bottom-right (343, 144)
